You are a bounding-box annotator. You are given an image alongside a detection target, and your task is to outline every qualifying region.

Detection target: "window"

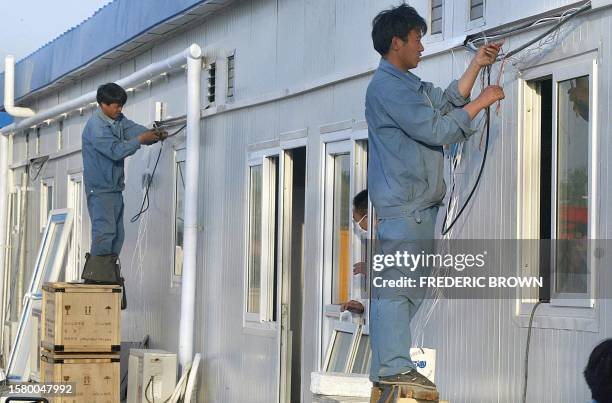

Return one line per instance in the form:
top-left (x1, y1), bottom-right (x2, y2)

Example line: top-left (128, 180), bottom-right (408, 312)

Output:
top-left (323, 321), bottom-right (360, 373)
top-left (331, 153), bottom-right (351, 305)
top-left (174, 150), bottom-right (186, 279)
top-left (518, 55), bottom-right (598, 323)
top-left (245, 152), bottom-right (280, 324)
top-left (321, 133), bottom-right (368, 361)
top-left (227, 54), bottom-right (235, 101)
top-left (430, 0), bottom-right (443, 35)
top-left (350, 332), bottom-right (371, 374)
top-left (40, 179), bottom-right (54, 231)
top-left (207, 62), bottom-right (216, 104)
top-left (66, 174), bottom-right (84, 281)
top-left (469, 0), bottom-right (484, 21)
top-left (6, 210), bottom-right (73, 378)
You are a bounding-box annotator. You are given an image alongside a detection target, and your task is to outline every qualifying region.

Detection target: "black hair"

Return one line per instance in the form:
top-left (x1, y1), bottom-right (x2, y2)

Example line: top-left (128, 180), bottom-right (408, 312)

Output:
top-left (96, 83), bottom-right (128, 106)
top-left (584, 338), bottom-right (612, 403)
top-left (371, 3), bottom-right (427, 56)
top-left (353, 189), bottom-right (368, 215)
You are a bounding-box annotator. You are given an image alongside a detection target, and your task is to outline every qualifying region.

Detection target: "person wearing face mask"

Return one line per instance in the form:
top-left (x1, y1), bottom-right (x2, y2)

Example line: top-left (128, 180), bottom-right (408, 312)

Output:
top-left (341, 189), bottom-right (370, 314)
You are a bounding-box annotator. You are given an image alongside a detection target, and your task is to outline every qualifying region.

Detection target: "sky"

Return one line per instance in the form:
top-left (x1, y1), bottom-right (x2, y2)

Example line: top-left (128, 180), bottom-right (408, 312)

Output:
top-left (0, 0), bottom-right (111, 67)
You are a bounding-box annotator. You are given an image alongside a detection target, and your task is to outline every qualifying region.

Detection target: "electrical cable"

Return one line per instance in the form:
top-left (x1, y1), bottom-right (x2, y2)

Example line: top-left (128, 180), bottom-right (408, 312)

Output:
top-left (504, 2), bottom-right (590, 59)
top-left (441, 66), bottom-right (491, 236)
top-left (130, 124), bottom-right (186, 223)
top-left (522, 301), bottom-right (543, 403)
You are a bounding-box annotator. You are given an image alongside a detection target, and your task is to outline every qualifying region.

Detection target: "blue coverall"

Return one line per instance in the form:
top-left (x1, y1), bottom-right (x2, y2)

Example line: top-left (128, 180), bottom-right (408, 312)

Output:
top-left (82, 108), bottom-right (147, 256)
top-left (365, 58), bottom-right (476, 381)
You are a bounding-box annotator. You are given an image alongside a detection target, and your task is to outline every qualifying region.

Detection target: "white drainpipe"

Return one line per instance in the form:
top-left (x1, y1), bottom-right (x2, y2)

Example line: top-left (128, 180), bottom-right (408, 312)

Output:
top-left (3, 55), bottom-right (35, 118)
top-left (179, 50), bottom-right (202, 371)
top-left (0, 45), bottom-right (203, 370)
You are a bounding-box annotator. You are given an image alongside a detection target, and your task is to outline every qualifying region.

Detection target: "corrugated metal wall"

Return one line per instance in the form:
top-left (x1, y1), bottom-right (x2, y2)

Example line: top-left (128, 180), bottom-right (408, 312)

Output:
top-left (4, 1), bottom-right (611, 402)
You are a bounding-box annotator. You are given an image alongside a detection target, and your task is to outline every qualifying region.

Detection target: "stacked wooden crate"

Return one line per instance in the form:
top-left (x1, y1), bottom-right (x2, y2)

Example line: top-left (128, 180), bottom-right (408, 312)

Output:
top-left (40, 282), bottom-right (122, 403)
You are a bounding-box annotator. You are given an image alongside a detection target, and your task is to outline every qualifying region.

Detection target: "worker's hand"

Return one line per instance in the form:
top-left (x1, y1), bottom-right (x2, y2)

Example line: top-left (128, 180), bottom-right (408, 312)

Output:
top-left (138, 130), bottom-right (161, 145)
top-left (156, 130), bottom-right (168, 141)
top-left (473, 42), bottom-right (503, 67)
top-left (353, 262), bottom-right (367, 275)
top-left (477, 85), bottom-right (505, 108)
top-left (340, 300), bottom-right (365, 314)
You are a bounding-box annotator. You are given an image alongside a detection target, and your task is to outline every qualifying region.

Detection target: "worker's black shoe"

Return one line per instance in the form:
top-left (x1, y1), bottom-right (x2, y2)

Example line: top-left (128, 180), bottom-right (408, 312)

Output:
top-left (379, 369), bottom-right (439, 401)
top-left (81, 253), bottom-right (127, 310)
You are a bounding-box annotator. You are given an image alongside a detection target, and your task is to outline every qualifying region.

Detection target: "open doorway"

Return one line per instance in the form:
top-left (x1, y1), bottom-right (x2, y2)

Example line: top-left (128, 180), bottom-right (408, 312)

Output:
top-left (279, 147), bottom-right (306, 403)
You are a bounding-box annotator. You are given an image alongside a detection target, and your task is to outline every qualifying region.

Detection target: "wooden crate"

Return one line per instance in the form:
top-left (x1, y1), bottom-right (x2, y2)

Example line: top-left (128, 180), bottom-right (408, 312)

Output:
top-left (42, 282), bottom-right (121, 353)
top-left (41, 351), bottom-right (120, 403)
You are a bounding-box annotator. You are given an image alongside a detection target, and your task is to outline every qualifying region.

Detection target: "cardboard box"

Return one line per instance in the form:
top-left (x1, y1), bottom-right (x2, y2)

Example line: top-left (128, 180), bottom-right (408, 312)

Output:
top-left (41, 351), bottom-right (120, 403)
top-left (42, 282), bottom-right (121, 353)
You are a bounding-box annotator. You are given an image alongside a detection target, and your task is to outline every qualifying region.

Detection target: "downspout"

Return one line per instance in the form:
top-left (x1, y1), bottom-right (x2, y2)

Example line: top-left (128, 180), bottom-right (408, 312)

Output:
top-left (3, 56), bottom-right (35, 118)
top-left (178, 47), bottom-right (202, 372)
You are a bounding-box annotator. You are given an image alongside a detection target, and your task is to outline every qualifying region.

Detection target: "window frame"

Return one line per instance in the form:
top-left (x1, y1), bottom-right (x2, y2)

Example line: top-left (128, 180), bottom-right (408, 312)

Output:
top-left (322, 318), bottom-right (361, 373)
top-left (319, 127), bottom-right (369, 364)
top-left (516, 53), bottom-right (599, 330)
top-left (467, 0), bottom-right (485, 29)
top-left (40, 177), bottom-right (54, 232)
top-left (66, 172), bottom-right (84, 282)
top-left (172, 148), bottom-right (186, 285)
top-left (6, 209), bottom-right (73, 379)
top-left (243, 148), bottom-right (283, 331)
top-left (428, 0), bottom-right (444, 41)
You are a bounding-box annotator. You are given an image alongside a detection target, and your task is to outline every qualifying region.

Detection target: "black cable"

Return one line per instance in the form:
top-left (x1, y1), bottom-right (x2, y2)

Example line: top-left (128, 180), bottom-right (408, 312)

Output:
top-left (522, 301), bottom-right (543, 403)
top-left (130, 124), bottom-right (186, 223)
top-left (441, 66), bottom-right (491, 236)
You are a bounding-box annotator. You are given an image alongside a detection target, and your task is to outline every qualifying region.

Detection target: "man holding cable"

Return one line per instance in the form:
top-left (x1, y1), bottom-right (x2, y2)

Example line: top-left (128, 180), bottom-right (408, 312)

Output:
top-left (365, 4), bottom-right (504, 401)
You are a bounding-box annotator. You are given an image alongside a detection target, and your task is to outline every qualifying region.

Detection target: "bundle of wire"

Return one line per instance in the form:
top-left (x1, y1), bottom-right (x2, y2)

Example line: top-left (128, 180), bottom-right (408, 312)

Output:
top-left (130, 124), bottom-right (186, 223)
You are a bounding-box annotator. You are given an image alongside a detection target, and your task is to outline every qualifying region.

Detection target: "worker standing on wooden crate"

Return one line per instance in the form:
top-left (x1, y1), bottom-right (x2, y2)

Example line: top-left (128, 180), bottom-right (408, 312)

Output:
top-left (365, 4), bottom-right (503, 402)
top-left (81, 83), bottom-right (165, 308)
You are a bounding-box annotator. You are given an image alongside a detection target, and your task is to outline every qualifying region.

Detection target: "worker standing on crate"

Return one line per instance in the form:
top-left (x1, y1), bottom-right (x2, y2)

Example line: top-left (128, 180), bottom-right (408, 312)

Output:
top-left (365, 5), bottom-right (504, 402)
top-left (80, 83), bottom-right (165, 306)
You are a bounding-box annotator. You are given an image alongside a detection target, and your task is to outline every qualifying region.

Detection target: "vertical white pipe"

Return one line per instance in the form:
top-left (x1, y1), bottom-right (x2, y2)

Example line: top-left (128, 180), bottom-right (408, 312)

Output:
top-left (0, 134), bottom-right (8, 336)
top-left (179, 45), bottom-right (202, 371)
top-left (3, 56), bottom-right (35, 118)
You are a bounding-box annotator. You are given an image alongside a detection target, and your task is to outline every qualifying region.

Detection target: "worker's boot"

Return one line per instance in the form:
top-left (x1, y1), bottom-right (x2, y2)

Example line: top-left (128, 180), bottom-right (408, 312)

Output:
top-left (376, 384), bottom-right (398, 403)
top-left (379, 369), bottom-right (439, 402)
top-left (370, 382), bottom-right (382, 403)
top-left (81, 253), bottom-right (127, 310)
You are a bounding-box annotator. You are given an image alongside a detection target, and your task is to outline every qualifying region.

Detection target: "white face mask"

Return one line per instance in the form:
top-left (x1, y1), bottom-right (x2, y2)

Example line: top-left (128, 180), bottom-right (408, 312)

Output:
top-left (354, 214), bottom-right (368, 237)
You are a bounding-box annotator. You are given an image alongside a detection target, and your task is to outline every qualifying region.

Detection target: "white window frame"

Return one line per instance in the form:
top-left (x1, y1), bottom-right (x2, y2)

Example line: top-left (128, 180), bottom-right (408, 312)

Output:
top-left (516, 53), bottom-right (599, 331)
top-left (66, 172), bottom-right (84, 282)
top-left (243, 148), bottom-right (283, 331)
top-left (322, 318), bottom-right (361, 373)
top-left (466, 0), bottom-right (485, 30)
top-left (428, 0), bottom-right (444, 42)
top-left (172, 148), bottom-right (186, 285)
top-left (40, 178), bottom-right (54, 232)
top-left (319, 127), bottom-right (369, 364)
top-left (7, 209), bottom-right (73, 379)
top-left (349, 328), bottom-right (371, 375)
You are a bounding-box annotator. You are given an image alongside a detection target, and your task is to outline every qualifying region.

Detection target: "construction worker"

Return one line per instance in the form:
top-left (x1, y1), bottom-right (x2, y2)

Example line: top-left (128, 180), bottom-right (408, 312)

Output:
top-left (584, 339), bottom-right (612, 403)
top-left (341, 189), bottom-right (369, 315)
top-left (365, 4), bottom-right (504, 402)
top-left (81, 83), bottom-right (164, 288)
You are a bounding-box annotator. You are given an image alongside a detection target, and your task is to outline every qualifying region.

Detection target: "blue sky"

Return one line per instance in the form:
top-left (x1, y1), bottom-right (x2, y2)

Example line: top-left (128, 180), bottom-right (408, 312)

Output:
top-left (0, 0), bottom-right (111, 66)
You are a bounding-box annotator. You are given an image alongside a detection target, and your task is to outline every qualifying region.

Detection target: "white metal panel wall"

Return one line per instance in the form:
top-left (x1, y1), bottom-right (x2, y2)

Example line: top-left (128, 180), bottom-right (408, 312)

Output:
top-left (4, 1), bottom-right (611, 403)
